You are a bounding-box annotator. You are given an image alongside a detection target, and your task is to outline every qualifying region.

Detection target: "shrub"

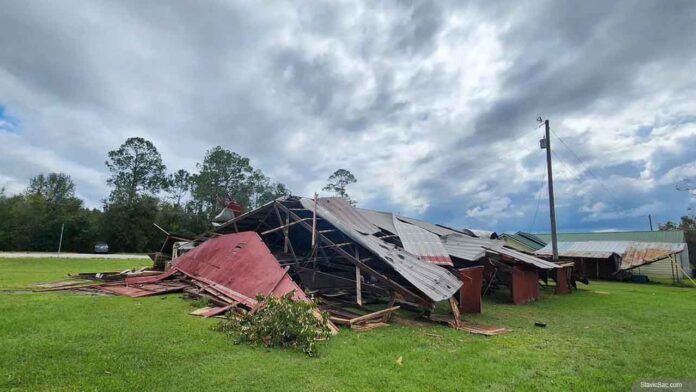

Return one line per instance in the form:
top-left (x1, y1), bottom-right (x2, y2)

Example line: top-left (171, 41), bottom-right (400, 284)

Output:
top-left (214, 292), bottom-right (331, 356)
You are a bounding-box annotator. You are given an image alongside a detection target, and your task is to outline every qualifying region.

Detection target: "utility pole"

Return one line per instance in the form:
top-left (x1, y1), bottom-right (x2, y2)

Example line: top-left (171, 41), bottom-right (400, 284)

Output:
top-left (540, 119), bottom-right (558, 261)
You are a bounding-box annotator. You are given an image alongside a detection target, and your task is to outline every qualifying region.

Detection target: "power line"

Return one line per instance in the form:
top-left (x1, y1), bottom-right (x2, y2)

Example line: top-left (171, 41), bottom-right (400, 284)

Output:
top-left (548, 126), bottom-right (623, 206)
top-left (527, 159), bottom-right (547, 233)
top-left (550, 149), bottom-right (578, 178)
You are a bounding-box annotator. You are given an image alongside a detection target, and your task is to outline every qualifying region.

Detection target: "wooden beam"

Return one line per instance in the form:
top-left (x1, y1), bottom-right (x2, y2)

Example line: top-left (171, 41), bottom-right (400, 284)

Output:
top-left (260, 218), bottom-right (311, 236)
top-left (273, 205), bottom-right (298, 264)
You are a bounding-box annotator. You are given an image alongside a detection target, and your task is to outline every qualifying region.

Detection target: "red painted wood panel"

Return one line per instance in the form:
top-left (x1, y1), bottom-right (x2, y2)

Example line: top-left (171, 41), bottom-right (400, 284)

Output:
top-left (458, 266), bottom-right (484, 314)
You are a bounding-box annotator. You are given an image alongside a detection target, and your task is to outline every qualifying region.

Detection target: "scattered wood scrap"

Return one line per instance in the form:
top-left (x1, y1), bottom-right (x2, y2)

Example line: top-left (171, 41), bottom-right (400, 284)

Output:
top-left (428, 314), bottom-right (510, 336)
top-left (324, 305), bottom-right (399, 331)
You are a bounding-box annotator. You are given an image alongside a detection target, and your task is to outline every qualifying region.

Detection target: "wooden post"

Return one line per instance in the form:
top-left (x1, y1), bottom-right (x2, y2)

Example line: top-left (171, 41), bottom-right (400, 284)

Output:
top-left (272, 204), bottom-right (298, 263)
top-left (355, 247), bottom-right (362, 306)
top-left (284, 216), bottom-right (289, 253)
top-left (311, 192), bottom-right (317, 247)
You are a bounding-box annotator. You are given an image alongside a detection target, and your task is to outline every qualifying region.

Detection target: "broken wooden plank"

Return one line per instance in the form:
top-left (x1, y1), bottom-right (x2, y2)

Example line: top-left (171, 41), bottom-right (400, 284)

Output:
top-left (351, 322), bottom-right (389, 332)
top-left (329, 316), bottom-right (352, 326)
top-left (349, 306), bottom-right (400, 325)
top-left (449, 296), bottom-right (462, 328)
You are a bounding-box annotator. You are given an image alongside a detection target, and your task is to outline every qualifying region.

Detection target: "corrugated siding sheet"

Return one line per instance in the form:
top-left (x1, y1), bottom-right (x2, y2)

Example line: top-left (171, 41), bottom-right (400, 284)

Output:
top-left (392, 217), bottom-right (453, 266)
top-left (634, 258), bottom-right (690, 280)
top-left (300, 197), bottom-right (462, 302)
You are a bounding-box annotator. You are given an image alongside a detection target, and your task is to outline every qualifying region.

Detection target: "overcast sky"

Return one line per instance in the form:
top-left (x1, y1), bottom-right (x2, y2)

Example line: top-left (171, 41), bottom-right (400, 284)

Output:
top-left (1, 0), bottom-right (695, 234)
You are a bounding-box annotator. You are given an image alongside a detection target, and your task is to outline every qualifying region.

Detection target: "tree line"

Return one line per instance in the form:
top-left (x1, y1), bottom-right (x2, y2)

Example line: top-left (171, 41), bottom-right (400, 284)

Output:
top-left (0, 137), bottom-right (357, 253)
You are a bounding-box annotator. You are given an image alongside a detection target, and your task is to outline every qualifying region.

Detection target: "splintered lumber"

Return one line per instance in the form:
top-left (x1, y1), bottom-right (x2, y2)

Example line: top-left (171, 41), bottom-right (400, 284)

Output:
top-left (428, 314), bottom-right (510, 336)
top-left (382, 294), bottom-right (397, 323)
top-left (190, 305), bottom-right (235, 318)
top-left (449, 296), bottom-right (462, 328)
top-left (351, 322), bottom-right (389, 332)
top-left (349, 306), bottom-right (400, 325)
top-left (329, 316), bottom-right (352, 326)
top-left (456, 322), bottom-right (510, 336)
top-left (313, 309), bottom-right (339, 335)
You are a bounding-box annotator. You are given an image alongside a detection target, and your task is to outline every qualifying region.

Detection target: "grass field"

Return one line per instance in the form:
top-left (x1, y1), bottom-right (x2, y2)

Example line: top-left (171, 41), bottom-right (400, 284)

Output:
top-left (1, 257), bottom-right (694, 391)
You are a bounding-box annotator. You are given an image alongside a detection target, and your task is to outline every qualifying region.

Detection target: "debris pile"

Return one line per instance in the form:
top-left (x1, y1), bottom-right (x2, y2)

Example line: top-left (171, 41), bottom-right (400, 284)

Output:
top-left (48, 195), bottom-right (580, 339)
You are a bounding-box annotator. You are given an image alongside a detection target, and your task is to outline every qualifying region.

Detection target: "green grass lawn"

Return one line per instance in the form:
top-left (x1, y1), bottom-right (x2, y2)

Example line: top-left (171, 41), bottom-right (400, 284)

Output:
top-left (1, 258), bottom-right (694, 391)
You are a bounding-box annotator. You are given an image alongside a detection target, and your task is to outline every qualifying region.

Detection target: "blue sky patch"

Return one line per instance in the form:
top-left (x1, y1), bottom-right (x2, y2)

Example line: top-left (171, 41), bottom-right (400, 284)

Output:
top-left (0, 105), bottom-right (20, 133)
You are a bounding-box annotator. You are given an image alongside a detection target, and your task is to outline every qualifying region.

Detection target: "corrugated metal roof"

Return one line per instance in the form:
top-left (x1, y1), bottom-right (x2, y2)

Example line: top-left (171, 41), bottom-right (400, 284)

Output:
top-left (441, 233), bottom-right (559, 269)
top-left (536, 230), bottom-right (686, 243)
top-left (535, 241), bottom-right (630, 259)
top-left (173, 232), bottom-right (309, 305)
top-left (356, 208), bottom-right (397, 233)
top-left (440, 233), bottom-right (496, 261)
top-left (397, 216), bottom-right (464, 237)
top-left (314, 197), bottom-right (380, 235)
top-left (485, 245), bottom-right (560, 270)
top-left (392, 217), bottom-right (453, 266)
top-left (621, 242), bottom-right (686, 270)
top-left (535, 241), bottom-right (686, 270)
top-left (300, 197), bottom-right (462, 302)
top-left (467, 229), bottom-right (498, 239)
top-left (501, 233), bottom-right (546, 252)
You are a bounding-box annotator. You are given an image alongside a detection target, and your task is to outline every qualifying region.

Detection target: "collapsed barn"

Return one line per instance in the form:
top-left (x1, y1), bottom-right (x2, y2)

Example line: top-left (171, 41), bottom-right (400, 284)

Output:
top-left (151, 196), bottom-right (572, 316)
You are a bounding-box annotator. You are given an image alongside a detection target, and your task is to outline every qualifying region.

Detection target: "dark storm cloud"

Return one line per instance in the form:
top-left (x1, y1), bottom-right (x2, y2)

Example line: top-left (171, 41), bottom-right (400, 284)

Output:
top-left (471, 0), bottom-right (696, 141)
top-left (0, 0), bottom-right (694, 232)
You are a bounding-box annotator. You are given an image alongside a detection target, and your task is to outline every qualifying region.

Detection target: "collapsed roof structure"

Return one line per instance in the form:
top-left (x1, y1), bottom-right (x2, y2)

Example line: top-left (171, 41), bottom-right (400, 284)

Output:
top-left (197, 196), bottom-right (566, 310)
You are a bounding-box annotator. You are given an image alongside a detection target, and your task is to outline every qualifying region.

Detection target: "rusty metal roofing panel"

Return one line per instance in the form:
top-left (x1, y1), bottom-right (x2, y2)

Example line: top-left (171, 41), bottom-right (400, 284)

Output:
top-left (392, 217), bottom-right (453, 266)
top-left (535, 241), bottom-right (685, 270)
top-left (300, 198), bottom-right (461, 302)
top-left (173, 232), bottom-right (308, 304)
top-left (620, 242), bottom-right (686, 270)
